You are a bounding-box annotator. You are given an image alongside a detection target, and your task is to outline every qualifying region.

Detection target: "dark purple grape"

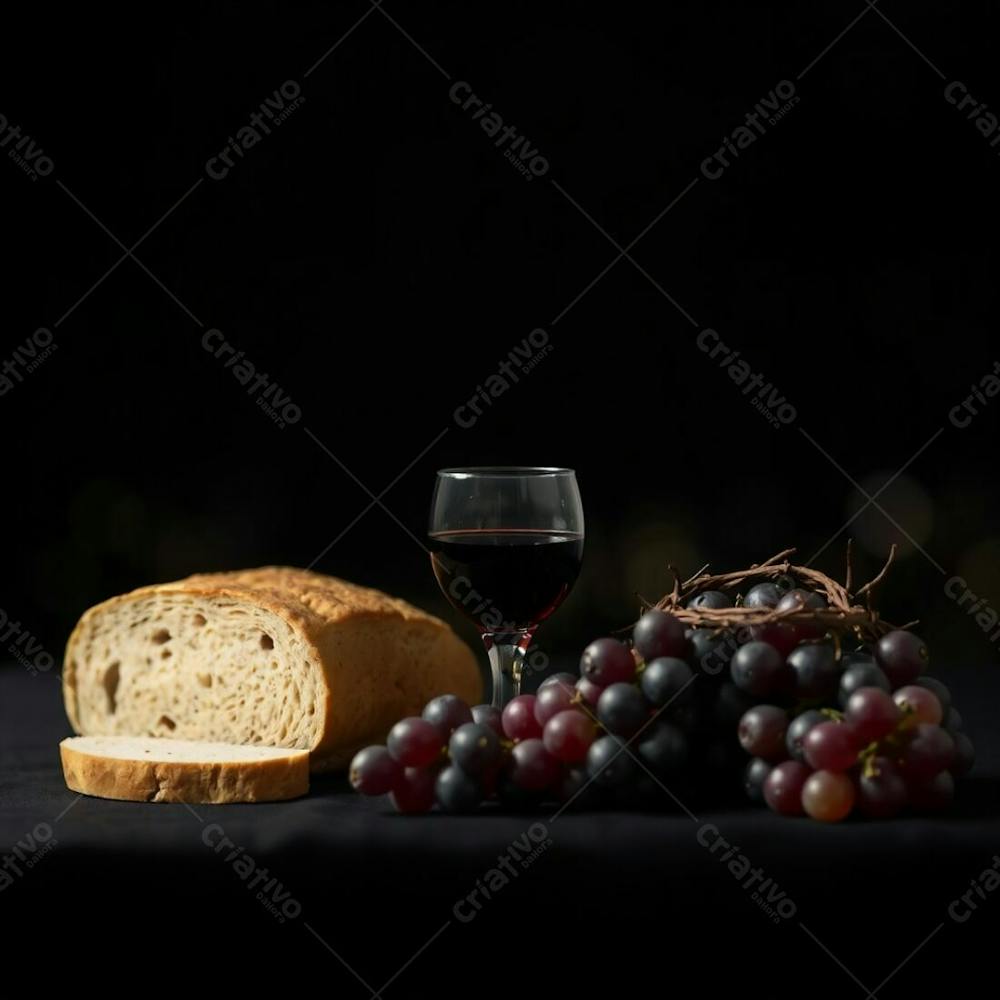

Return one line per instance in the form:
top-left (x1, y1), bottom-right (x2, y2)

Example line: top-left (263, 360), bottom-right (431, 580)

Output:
top-left (349, 745), bottom-right (402, 795)
top-left (449, 723), bottom-right (501, 775)
top-left (856, 757), bottom-right (907, 819)
top-left (596, 682), bottom-right (650, 737)
top-left (743, 757), bottom-right (773, 802)
top-left (435, 765), bottom-right (482, 812)
top-left (779, 588), bottom-right (826, 612)
top-left (667, 700), bottom-right (701, 733)
top-left (586, 734), bottom-right (637, 787)
top-left (950, 731), bottom-right (975, 777)
top-left (785, 709), bottom-right (826, 762)
top-left (636, 722), bottom-right (688, 775)
top-left (763, 760), bottom-right (810, 815)
top-left (845, 687), bottom-right (901, 743)
top-left (838, 661), bottom-right (890, 706)
top-left (640, 657), bottom-right (694, 707)
top-left (743, 582), bottom-right (782, 609)
top-left (387, 717), bottom-right (443, 767)
top-left (497, 773), bottom-right (544, 811)
top-left (687, 590), bottom-right (732, 610)
top-left (915, 677), bottom-right (951, 716)
top-left (737, 705), bottom-right (788, 761)
top-left (390, 766), bottom-right (438, 813)
top-left (632, 609), bottom-right (688, 661)
top-left (501, 695), bottom-right (542, 741)
top-left (714, 682), bottom-right (756, 726)
top-left (534, 679), bottom-right (576, 725)
top-left (907, 770), bottom-right (954, 811)
top-left (730, 641), bottom-right (786, 697)
top-left (773, 574), bottom-right (798, 594)
top-left (555, 766), bottom-right (592, 805)
top-left (944, 707), bottom-right (963, 732)
top-left (509, 738), bottom-right (561, 790)
top-left (898, 724), bottom-right (955, 782)
top-left (471, 704), bottom-right (503, 737)
top-left (787, 642), bottom-right (839, 700)
top-left (775, 590), bottom-right (826, 642)
top-left (875, 630), bottom-right (929, 687)
top-left (422, 694), bottom-right (473, 739)
top-left (580, 637), bottom-right (635, 685)
top-left (687, 628), bottom-right (733, 674)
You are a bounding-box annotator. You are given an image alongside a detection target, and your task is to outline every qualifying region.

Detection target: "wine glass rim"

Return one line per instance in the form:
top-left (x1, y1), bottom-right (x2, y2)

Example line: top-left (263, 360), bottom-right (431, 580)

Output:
top-left (436, 466), bottom-right (575, 478)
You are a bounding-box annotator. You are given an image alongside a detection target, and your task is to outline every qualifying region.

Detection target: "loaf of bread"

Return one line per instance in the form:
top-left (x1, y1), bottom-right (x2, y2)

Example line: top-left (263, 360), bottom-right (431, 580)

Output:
top-left (63, 567), bottom-right (482, 771)
top-left (60, 735), bottom-right (310, 802)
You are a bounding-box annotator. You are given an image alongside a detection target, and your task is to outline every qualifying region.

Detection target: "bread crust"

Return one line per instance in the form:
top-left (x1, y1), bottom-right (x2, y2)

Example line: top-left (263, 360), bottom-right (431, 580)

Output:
top-left (60, 737), bottom-right (310, 803)
top-left (63, 567), bottom-right (482, 770)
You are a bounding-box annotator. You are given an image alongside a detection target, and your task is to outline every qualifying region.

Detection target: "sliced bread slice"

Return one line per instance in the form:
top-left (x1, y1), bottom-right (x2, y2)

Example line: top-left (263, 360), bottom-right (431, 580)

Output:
top-left (60, 735), bottom-right (309, 803)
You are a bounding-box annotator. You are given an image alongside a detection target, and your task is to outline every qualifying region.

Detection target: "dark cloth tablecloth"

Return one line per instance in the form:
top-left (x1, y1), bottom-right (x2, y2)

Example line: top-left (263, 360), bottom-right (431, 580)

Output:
top-left (3, 664), bottom-right (998, 995)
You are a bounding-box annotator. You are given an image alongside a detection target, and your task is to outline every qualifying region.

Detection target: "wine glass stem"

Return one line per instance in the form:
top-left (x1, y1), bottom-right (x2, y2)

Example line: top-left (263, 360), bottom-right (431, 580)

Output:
top-left (484, 630), bottom-right (534, 708)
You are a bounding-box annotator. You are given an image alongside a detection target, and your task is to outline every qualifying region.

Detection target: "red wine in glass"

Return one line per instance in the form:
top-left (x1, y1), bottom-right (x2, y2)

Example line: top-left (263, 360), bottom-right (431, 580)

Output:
top-left (429, 469), bottom-right (584, 707)
top-left (429, 529), bottom-right (584, 631)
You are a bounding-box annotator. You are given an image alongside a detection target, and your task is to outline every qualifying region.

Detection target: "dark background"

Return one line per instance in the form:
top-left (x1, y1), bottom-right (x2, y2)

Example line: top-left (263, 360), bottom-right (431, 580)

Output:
top-left (3, 2), bottom-right (1000, 672)
top-left (3, 3), bottom-right (1000, 995)
top-left (4, 2), bottom-right (1000, 679)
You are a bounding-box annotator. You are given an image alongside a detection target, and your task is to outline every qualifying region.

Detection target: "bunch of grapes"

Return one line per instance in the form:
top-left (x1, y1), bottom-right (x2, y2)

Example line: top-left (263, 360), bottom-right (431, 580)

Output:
top-left (723, 582), bottom-right (975, 821)
top-left (350, 574), bottom-right (974, 819)
top-left (349, 609), bottom-right (704, 813)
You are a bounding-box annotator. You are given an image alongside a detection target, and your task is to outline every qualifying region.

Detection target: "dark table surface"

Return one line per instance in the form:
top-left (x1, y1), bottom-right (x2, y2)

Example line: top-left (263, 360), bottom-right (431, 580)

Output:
top-left (4, 663), bottom-right (998, 996)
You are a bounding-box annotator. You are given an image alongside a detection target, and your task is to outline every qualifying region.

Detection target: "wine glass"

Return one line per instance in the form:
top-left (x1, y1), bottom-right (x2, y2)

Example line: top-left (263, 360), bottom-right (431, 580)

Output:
top-left (429, 467), bottom-right (584, 708)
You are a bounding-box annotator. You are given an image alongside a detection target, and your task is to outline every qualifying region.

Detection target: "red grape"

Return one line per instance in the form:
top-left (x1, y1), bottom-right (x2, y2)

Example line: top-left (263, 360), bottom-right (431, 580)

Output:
top-left (543, 709), bottom-right (597, 763)
top-left (387, 717), bottom-right (443, 767)
top-left (580, 637), bottom-right (635, 685)
top-left (632, 609), bottom-right (688, 661)
top-left (749, 622), bottom-right (798, 656)
top-left (803, 721), bottom-right (859, 772)
top-left (509, 738), bottom-right (561, 790)
top-left (539, 671), bottom-right (578, 691)
top-left (802, 770), bottom-right (856, 822)
top-left (875, 630), bottom-right (929, 687)
top-left (502, 695), bottom-right (542, 741)
top-left (856, 757), bottom-right (907, 819)
top-left (763, 760), bottom-right (811, 816)
top-left (349, 745), bottom-right (402, 795)
top-left (893, 685), bottom-right (943, 725)
top-left (898, 724), bottom-right (955, 781)
top-left (534, 679), bottom-right (576, 725)
top-left (575, 676), bottom-right (604, 707)
top-left (389, 766), bottom-right (438, 813)
top-left (845, 687), bottom-right (901, 744)
top-left (737, 705), bottom-right (789, 761)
